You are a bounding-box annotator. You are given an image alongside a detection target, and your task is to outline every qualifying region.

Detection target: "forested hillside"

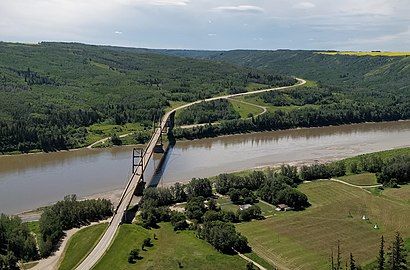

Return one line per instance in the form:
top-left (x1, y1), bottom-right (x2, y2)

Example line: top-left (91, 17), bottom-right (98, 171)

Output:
top-left (0, 42), bottom-right (294, 153)
top-left (155, 49), bottom-right (410, 139)
top-left (159, 49), bottom-right (410, 94)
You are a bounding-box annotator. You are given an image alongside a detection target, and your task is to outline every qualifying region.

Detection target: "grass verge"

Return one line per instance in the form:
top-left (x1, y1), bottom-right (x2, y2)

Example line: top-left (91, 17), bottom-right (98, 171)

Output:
top-left (58, 223), bottom-right (108, 270)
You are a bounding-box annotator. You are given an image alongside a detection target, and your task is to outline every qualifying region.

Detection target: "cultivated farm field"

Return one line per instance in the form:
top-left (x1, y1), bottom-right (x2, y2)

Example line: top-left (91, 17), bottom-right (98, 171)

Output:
top-left (236, 181), bottom-right (410, 269)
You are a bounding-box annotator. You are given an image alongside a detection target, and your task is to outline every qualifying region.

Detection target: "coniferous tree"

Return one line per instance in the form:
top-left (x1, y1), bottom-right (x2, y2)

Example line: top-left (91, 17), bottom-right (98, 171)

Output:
top-left (349, 253), bottom-right (357, 270)
top-left (377, 235), bottom-right (385, 270)
top-left (336, 241), bottom-right (342, 270)
top-left (387, 232), bottom-right (407, 270)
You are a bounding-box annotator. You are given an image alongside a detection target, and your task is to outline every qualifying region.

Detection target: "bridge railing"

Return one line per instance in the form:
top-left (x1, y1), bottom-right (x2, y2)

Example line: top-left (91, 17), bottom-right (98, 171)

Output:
top-left (114, 118), bottom-right (167, 215)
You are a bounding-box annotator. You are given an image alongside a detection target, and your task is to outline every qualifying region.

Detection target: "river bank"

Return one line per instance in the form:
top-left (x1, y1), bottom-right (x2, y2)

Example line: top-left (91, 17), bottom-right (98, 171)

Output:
top-left (3, 120), bottom-right (409, 217)
top-left (15, 145), bottom-right (408, 221)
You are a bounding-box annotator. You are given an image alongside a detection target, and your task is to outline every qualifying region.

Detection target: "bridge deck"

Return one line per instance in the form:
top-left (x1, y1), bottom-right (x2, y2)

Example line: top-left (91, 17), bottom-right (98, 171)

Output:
top-left (76, 78), bottom-right (305, 270)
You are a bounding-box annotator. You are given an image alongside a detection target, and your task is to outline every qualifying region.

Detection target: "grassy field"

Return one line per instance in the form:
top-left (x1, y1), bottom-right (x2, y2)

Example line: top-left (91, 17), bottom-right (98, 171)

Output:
top-left (382, 185), bottom-right (410, 205)
top-left (86, 123), bottom-right (146, 146)
top-left (337, 173), bottom-right (378, 186)
top-left (229, 99), bottom-right (264, 118)
top-left (233, 95), bottom-right (319, 114)
top-left (318, 51), bottom-right (410, 57)
top-left (345, 147), bottom-right (410, 161)
top-left (216, 196), bottom-right (277, 217)
top-left (236, 181), bottom-right (410, 269)
top-left (58, 223), bottom-right (108, 270)
top-left (94, 223), bottom-right (254, 270)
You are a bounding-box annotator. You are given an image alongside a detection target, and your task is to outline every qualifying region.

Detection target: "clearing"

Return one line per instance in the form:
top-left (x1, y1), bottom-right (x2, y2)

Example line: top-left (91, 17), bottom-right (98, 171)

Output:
top-left (236, 180), bottom-right (410, 269)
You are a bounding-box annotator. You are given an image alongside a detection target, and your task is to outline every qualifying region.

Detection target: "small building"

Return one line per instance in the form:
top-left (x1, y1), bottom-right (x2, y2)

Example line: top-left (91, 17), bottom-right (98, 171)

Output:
top-left (275, 204), bottom-right (292, 212)
top-left (239, 204), bottom-right (252, 211)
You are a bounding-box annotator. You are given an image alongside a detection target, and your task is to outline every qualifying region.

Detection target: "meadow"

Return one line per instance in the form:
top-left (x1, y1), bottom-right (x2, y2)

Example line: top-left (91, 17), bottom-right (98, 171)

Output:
top-left (93, 223), bottom-right (259, 270)
top-left (236, 180), bottom-right (410, 269)
top-left (337, 173), bottom-right (378, 186)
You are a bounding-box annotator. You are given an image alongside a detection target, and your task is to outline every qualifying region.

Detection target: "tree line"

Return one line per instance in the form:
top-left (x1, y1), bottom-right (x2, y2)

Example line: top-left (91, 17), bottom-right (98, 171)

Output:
top-left (298, 152), bottom-right (410, 187)
top-left (173, 100), bottom-right (409, 141)
top-left (38, 195), bottom-right (113, 257)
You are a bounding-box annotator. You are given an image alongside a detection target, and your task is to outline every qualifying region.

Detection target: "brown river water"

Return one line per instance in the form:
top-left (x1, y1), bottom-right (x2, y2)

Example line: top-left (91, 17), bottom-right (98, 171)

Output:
top-left (0, 120), bottom-right (409, 215)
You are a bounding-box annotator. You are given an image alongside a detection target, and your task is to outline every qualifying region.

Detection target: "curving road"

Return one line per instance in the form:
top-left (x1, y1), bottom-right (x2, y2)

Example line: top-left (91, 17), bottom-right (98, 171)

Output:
top-left (76, 78), bottom-right (306, 270)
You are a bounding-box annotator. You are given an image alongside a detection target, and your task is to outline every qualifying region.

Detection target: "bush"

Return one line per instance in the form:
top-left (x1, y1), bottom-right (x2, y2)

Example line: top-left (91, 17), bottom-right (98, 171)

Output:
top-left (142, 238), bottom-right (153, 250)
top-left (140, 200), bottom-right (170, 228)
top-left (277, 188), bottom-right (310, 210)
top-left (222, 211), bottom-right (239, 223)
top-left (185, 196), bottom-right (206, 221)
top-left (174, 220), bottom-right (189, 231)
top-left (111, 133), bottom-right (122, 145)
top-left (237, 205), bottom-right (262, 222)
top-left (186, 178), bottom-right (212, 199)
top-left (199, 221), bottom-right (249, 253)
top-left (128, 248), bottom-right (140, 263)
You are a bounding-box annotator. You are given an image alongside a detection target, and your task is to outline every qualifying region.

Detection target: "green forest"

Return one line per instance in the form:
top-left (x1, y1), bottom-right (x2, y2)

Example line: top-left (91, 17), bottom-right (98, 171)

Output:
top-left (0, 42), bottom-right (294, 154)
top-left (1, 44), bottom-right (409, 153)
top-left (168, 50), bottom-right (409, 140)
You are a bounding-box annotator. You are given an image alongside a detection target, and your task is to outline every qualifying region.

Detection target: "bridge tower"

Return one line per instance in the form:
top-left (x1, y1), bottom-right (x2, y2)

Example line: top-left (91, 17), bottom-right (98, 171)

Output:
top-left (132, 148), bottom-right (146, 196)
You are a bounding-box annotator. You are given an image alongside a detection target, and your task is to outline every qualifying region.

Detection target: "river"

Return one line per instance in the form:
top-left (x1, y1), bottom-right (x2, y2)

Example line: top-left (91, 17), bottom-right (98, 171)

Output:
top-left (0, 120), bottom-right (409, 215)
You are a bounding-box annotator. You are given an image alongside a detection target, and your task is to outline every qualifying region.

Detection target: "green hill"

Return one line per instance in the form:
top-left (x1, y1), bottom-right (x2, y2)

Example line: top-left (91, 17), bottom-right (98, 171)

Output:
top-left (0, 42), bottom-right (293, 153)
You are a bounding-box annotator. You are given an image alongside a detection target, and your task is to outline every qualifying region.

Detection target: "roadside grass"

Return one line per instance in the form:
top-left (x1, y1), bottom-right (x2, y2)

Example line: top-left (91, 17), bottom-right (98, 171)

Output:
top-left (21, 262), bottom-right (39, 269)
top-left (246, 82), bottom-right (269, 91)
top-left (317, 51), bottom-right (410, 57)
top-left (94, 223), bottom-right (252, 270)
top-left (236, 180), bottom-right (410, 270)
top-left (299, 79), bottom-right (318, 88)
top-left (337, 173), bottom-right (378, 186)
top-left (58, 223), bottom-right (108, 270)
top-left (166, 101), bottom-right (188, 113)
top-left (229, 99), bottom-right (264, 118)
top-left (243, 252), bottom-right (276, 270)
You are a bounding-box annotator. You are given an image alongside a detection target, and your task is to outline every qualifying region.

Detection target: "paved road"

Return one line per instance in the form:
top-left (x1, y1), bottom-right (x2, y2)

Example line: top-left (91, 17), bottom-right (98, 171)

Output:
top-left (76, 78), bottom-right (306, 270)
